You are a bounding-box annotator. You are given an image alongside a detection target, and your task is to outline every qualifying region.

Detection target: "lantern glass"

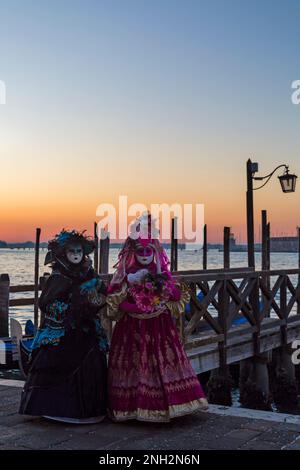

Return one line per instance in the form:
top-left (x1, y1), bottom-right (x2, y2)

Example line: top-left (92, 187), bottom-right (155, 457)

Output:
top-left (278, 173), bottom-right (297, 193)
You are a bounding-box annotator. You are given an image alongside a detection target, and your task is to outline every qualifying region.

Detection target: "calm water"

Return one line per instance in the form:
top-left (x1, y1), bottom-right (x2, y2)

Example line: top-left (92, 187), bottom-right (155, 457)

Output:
top-left (0, 247), bottom-right (299, 331)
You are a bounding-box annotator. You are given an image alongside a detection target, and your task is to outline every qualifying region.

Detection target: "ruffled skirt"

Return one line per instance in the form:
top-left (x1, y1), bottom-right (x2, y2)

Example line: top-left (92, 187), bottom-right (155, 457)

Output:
top-left (108, 309), bottom-right (208, 422)
top-left (19, 330), bottom-right (107, 419)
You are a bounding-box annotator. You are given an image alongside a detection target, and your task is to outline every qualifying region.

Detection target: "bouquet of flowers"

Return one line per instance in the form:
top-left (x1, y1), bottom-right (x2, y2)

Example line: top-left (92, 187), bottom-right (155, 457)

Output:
top-left (128, 272), bottom-right (175, 313)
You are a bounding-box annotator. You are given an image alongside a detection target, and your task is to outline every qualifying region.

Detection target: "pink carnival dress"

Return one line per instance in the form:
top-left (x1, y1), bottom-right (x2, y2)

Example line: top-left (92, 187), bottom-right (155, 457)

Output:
top-left (106, 233), bottom-right (208, 422)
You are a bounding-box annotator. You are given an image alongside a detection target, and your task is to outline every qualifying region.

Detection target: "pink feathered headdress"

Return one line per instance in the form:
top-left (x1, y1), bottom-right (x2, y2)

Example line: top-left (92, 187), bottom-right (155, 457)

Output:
top-left (111, 214), bottom-right (170, 285)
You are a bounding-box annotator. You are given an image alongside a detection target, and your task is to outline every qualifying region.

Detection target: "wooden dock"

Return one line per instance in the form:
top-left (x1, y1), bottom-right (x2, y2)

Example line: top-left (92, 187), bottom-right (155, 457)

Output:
top-left (1, 225), bottom-right (300, 409)
top-left (2, 266), bottom-right (300, 372)
top-left (178, 267), bottom-right (300, 374)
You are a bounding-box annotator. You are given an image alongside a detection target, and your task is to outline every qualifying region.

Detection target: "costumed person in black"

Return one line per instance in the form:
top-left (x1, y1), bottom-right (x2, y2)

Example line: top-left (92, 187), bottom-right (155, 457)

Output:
top-left (19, 229), bottom-right (108, 424)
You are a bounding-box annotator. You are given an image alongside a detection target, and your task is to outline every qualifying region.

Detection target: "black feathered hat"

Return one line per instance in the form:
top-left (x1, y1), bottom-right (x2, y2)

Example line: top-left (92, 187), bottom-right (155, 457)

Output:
top-left (44, 229), bottom-right (95, 265)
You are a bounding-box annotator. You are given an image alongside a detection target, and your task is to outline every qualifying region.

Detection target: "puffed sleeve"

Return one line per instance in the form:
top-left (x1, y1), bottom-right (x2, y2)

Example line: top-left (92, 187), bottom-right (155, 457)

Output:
top-left (165, 282), bottom-right (190, 318)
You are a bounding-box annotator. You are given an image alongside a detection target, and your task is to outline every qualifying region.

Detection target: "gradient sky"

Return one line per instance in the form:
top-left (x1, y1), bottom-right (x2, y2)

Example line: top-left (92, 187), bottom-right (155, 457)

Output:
top-left (0, 0), bottom-right (300, 242)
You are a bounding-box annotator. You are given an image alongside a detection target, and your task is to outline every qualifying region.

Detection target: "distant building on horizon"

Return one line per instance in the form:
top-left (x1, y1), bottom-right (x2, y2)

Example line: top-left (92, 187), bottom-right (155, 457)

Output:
top-left (270, 236), bottom-right (299, 253)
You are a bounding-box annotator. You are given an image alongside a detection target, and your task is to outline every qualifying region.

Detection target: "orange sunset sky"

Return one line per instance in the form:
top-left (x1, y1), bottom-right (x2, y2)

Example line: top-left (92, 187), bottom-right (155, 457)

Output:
top-left (0, 1), bottom-right (299, 243)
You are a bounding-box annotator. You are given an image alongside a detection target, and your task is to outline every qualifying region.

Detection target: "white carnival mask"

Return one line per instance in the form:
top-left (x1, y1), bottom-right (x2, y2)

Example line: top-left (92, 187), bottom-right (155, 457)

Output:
top-left (135, 245), bottom-right (154, 266)
top-left (65, 243), bottom-right (84, 265)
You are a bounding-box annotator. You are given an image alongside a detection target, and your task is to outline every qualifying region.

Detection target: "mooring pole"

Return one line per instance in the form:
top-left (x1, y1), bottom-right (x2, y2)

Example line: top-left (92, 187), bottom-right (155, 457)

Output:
top-left (94, 222), bottom-right (99, 274)
top-left (298, 226), bottom-right (300, 314)
top-left (0, 274), bottom-right (10, 337)
top-left (207, 278), bottom-right (232, 406)
top-left (247, 159), bottom-right (255, 268)
top-left (203, 224), bottom-right (207, 270)
top-left (261, 210), bottom-right (268, 271)
top-left (223, 227), bottom-right (230, 269)
top-left (34, 228), bottom-right (41, 330)
top-left (99, 230), bottom-right (110, 274)
top-left (171, 217), bottom-right (178, 272)
top-left (261, 211), bottom-right (271, 316)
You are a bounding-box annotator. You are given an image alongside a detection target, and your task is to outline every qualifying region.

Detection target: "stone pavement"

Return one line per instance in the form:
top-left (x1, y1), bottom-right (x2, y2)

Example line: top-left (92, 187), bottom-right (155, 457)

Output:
top-left (1, 383), bottom-right (300, 450)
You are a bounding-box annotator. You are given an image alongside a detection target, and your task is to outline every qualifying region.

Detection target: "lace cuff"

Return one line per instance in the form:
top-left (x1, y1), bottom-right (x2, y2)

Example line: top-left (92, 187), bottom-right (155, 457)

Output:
top-left (86, 288), bottom-right (106, 308)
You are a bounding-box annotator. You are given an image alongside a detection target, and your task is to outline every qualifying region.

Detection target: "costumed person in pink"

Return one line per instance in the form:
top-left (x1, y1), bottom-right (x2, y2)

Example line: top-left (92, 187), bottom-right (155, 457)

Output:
top-left (106, 214), bottom-right (208, 422)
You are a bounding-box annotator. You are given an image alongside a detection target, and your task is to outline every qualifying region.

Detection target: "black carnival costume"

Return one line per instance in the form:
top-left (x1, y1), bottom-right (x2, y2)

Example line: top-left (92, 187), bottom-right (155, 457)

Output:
top-left (19, 230), bottom-right (108, 423)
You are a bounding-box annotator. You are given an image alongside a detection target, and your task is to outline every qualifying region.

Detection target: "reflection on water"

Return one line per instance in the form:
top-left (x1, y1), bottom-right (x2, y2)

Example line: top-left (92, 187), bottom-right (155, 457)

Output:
top-left (0, 247), bottom-right (299, 330)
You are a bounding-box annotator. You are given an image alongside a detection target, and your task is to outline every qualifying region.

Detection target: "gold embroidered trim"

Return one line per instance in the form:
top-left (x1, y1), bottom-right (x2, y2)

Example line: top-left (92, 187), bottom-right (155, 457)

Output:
top-left (127, 307), bottom-right (166, 320)
top-left (106, 283), bottom-right (127, 320)
top-left (166, 282), bottom-right (191, 318)
top-left (110, 398), bottom-right (209, 422)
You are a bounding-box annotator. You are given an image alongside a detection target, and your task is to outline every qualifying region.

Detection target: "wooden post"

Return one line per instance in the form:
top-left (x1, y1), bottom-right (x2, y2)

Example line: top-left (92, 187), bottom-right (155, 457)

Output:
top-left (207, 278), bottom-right (232, 406)
top-left (267, 222), bottom-right (271, 271)
top-left (218, 279), bottom-right (229, 373)
top-left (267, 222), bottom-right (271, 315)
top-left (39, 273), bottom-right (50, 326)
top-left (203, 224), bottom-right (207, 270)
top-left (247, 159), bottom-right (255, 268)
top-left (99, 230), bottom-right (110, 274)
top-left (261, 211), bottom-right (268, 271)
top-left (223, 227), bottom-right (230, 269)
top-left (261, 211), bottom-right (270, 317)
top-left (280, 274), bottom-right (288, 345)
top-left (252, 274), bottom-right (261, 356)
top-left (272, 269), bottom-right (298, 410)
top-left (272, 345), bottom-right (298, 410)
top-left (171, 217), bottom-right (178, 272)
top-left (240, 272), bottom-right (272, 411)
top-left (34, 228), bottom-right (41, 330)
top-left (94, 222), bottom-right (99, 274)
top-left (243, 274), bottom-right (272, 409)
top-left (298, 227), bottom-right (300, 314)
top-left (99, 230), bottom-right (111, 339)
top-left (0, 274), bottom-right (10, 337)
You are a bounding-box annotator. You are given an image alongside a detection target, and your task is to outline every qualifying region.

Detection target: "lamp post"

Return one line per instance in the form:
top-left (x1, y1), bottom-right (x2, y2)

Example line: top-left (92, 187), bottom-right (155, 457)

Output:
top-left (246, 158), bottom-right (297, 268)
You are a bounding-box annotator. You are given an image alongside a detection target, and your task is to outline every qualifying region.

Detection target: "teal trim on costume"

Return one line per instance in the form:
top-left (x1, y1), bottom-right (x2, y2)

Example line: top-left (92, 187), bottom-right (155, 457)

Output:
top-left (31, 326), bottom-right (65, 350)
top-left (31, 299), bottom-right (108, 353)
top-left (31, 300), bottom-right (68, 351)
top-left (45, 300), bottom-right (69, 323)
top-left (80, 278), bottom-right (98, 293)
top-left (94, 318), bottom-right (109, 352)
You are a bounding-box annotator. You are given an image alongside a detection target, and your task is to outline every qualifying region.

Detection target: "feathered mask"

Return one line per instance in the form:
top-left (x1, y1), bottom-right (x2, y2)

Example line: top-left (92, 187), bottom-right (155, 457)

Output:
top-left (111, 214), bottom-right (170, 285)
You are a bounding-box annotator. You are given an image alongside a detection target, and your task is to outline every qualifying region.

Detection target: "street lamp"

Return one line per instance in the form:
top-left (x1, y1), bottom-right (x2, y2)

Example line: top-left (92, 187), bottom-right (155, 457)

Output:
top-left (278, 168), bottom-right (297, 193)
top-left (246, 159), bottom-right (297, 268)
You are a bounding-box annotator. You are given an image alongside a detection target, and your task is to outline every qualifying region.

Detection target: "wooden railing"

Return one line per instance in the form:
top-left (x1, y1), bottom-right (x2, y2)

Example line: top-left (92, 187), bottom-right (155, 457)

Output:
top-left (4, 268), bottom-right (300, 372)
top-left (171, 268), bottom-right (300, 373)
top-left (9, 284), bottom-right (38, 307)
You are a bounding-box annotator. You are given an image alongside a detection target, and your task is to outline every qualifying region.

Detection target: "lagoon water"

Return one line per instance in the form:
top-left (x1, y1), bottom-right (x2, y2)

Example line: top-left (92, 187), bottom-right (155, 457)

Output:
top-left (0, 247), bottom-right (299, 330)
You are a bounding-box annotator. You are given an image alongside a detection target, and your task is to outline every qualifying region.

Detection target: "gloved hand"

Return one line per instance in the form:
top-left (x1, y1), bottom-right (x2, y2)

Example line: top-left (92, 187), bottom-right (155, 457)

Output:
top-left (127, 269), bottom-right (149, 284)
